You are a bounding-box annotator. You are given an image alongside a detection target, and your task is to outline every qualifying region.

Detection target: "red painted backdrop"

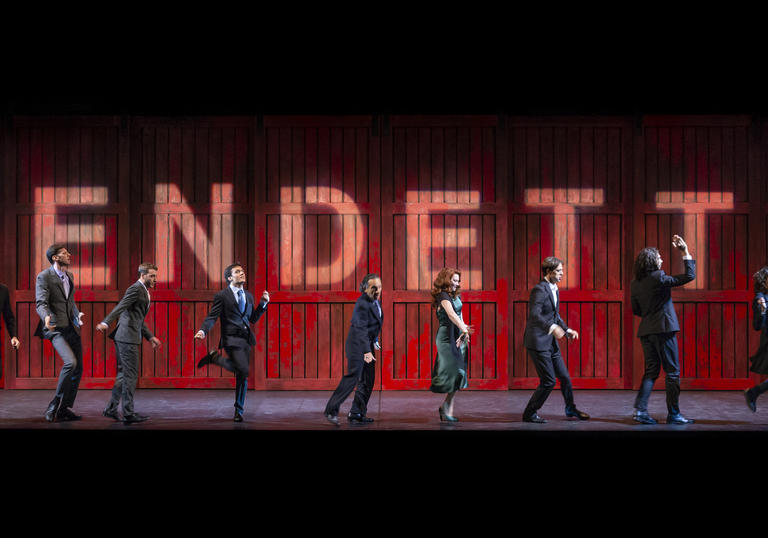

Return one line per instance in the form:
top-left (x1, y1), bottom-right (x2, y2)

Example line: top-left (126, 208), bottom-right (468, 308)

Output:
top-left (1, 114), bottom-right (765, 390)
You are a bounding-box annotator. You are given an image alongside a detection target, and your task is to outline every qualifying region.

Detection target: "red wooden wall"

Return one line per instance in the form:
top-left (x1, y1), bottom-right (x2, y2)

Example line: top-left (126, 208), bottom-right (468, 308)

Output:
top-left (1, 114), bottom-right (766, 391)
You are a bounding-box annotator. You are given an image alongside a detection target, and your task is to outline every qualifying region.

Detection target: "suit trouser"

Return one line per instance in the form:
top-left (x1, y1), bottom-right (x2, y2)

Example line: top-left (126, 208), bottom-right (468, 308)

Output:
top-left (214, 343), bottom-right (250, 413)
top-left (749, 379), bottom-right (768, 399)
top-left (47, 326), bottom-right (83, 409)
top-left (634, 332), bottom-right (681, 415)
top-left (106, 341), bottom-right (140, 416)
top-left (523, 340), bottom-right (575, 418)
top-left (324, 353), bottom-right (375, 416)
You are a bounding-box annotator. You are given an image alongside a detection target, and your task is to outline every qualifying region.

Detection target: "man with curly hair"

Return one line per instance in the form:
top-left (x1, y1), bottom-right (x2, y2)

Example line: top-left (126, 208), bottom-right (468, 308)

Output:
top-left (630, 235), bottom-right (696, 425)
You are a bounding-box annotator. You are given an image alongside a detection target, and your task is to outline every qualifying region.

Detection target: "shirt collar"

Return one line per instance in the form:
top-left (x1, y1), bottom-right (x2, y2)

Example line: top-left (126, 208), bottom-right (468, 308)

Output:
top-left (230, 283), bottom-right (245, 297)
top-left (52, 264), bottom-right (67, 279)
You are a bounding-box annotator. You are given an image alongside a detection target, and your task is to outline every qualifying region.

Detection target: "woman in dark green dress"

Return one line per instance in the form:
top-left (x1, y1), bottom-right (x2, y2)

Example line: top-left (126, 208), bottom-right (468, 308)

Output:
top-left (429, 268), bottom-right (473, 421)
top-left (745, 267), bottom-right (768, 411)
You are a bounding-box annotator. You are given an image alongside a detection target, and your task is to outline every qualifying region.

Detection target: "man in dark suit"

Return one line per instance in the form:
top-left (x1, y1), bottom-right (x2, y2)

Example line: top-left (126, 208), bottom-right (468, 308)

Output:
top-left (34, 244), bottom-right (85, 422)
top-left (324, 273), bottom-right (383, 425)
top-left (1, 283), bottom-right (20, 352)
top-left (195, 262), bottom-right (269, 422)
top-left (97, 262), bottom-right (162, 424)
top-left (522, 256), bottom-right (589, 423)
top-left (630, 234), bottom-right (696, 425)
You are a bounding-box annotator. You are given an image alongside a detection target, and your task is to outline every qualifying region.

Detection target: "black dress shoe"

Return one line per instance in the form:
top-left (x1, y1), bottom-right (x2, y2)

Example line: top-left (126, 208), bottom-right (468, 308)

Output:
top-left (123, 413), bottom-right (149, 424)
top-left (522, 414), bottom-right (547, 423)
top-left (667, 413), bottom-right (694, 425)
top-left (633, 411), bottom-right (658, 424)
top-left (348, 413), bottom-right (374, 423)
top-left (44, 403), bottom-right (59, 422)
top-left (325, 413), bottom-right (340, 425)
top-left (57, 408), bottom-right (82, 421)
top-left (745, 389), bottom-right (757, 412)
top-left (233, 411), bottom-right (243, 422)
top-left (197, 351), bottom-right (218, 369)
top-left (103, 408), bottom-right (121, 421)
top-left (565, 407), bottom-right (590, 420)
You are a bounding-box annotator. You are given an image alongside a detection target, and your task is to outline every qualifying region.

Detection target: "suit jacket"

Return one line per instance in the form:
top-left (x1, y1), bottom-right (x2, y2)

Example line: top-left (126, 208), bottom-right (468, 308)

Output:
top-left (100, 281), bottom-right (154, 345)
top-left (34, 266), bottom-right (81, 337)
top-left (0, 284), bottom-right (17, 338)
top-left (749, 291), bottom-right (768, 374)
top-left (199, 287), bottom-right (267, 348)
top-left (630, 259), bottom-right (695, 337)
top-left (524, 280), bottom-right (568, 351)
top-left (345, 294), bottom-right (383, 358)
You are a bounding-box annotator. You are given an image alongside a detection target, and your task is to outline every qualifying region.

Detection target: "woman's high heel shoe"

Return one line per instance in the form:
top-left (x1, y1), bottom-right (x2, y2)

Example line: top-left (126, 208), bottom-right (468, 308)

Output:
top-left (439, 404), bottom-right (459, 422)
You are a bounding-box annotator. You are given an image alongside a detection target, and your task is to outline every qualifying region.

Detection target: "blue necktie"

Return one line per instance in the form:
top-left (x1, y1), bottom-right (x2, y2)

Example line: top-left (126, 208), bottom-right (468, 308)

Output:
top-left (238, 289), bottom-right (245, 313)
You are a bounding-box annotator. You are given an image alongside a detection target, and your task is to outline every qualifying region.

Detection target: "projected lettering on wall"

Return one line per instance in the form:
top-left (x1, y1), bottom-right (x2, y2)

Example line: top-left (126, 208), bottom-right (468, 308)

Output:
top-left (278, 186), bottom-right (366, 288)
top-left (523, 188), bottom-right (605, 210)
top-left (33, 187), bottom-right (113, 288)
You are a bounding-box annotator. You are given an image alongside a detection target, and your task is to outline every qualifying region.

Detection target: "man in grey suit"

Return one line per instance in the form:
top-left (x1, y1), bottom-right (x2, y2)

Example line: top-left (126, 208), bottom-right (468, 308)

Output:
top-left (35, 244), bottom-right (85, 422)
top-left (97, 263), bottom-right (161, 424)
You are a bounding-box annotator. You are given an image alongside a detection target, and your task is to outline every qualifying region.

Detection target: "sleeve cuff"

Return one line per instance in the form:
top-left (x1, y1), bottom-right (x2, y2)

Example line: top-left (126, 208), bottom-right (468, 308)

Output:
top-left (682, 255), bottom-right (692, 260)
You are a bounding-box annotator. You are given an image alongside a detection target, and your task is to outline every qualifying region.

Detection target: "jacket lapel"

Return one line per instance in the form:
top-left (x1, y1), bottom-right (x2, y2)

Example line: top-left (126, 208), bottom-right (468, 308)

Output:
top-left (50, 267), bottom-right (69, 299)
top-left (542, 280), bottom-right (556, 310)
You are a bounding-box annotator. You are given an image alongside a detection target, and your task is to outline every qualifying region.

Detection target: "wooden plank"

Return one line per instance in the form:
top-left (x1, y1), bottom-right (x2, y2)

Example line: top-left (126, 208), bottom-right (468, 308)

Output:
top-left (419, 303), bottom-right (431, 380)
top-left (317, 303), bottom-right (330, 378)
top-left (279, 303), bottom-right (292, 378)
top-left (417, 127), bottom-right (430, 203)
top-left (607, 302), bottom-right (621, 378)
top-left (483, 127), bottom-right (495, 203)
top-left (292, 304), bottom-right (305, 379)
top-left (330, 303), bottom-right (344, 379)
top-left (266, 300), bottom-right (280, 378)
top-left (305, 303), bottom-right (318, 378)
top-left (483, 302), bottom-right (495, 379)
top-left (393, 303), bottom-right (406, 380)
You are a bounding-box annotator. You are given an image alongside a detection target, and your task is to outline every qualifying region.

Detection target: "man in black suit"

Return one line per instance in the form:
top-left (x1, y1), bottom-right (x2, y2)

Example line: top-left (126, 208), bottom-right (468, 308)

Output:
top-left (522, 256), bottom-right (589, 424)
top-left (1, 283), bottom-right (20, 352)
top-left (195, 262), bottom-right (269, 422)
top-left (34, 244), bottom-right (85, 422)
top-left (630, 235), bottom-right (696, 425)
top-left (97, 262), bottom-right (162, 424)
top-left (324, 273), bottom-right (383, 425)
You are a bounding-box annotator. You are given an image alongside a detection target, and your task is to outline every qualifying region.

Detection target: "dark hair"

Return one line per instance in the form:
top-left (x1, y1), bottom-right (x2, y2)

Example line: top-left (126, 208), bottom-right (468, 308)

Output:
top-left (224, 262), bottom-right (243, 283)
top-left (46, 244), bottom-right (67, 264)
top-left (431, 267), bottom-right (460, 308)
top-left (541, 256), bottom-right (563, 277)
top-left (754, 266), bottom-right (768, 293)
top-left (359, 273), bottom-right (380, 293)
top-left (138, 262), bottom-right (158, 276)
top-left (634, 247), bottom-right (660, 281)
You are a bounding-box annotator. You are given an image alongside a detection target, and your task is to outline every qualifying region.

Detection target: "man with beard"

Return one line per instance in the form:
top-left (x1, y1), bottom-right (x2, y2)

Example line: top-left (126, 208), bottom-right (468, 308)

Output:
top-left (97, 263), bottom-right (162, 424)
top-left (34, 244), bottom-right (85, 422)
top-left (522, 256), bottom-right (589, 424)
top-left (324, 273), bottom-right (383, 425)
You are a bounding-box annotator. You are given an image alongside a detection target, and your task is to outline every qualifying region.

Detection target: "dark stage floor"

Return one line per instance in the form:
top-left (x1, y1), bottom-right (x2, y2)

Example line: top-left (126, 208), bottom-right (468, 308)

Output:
top-left (2, 388), bottom-right (767, 432)
top-left (3, 389), bottom-right (765, 490)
